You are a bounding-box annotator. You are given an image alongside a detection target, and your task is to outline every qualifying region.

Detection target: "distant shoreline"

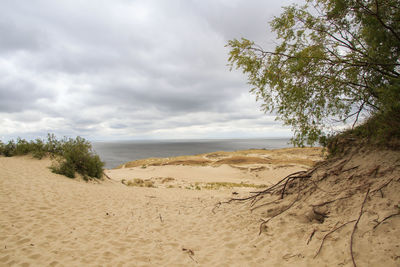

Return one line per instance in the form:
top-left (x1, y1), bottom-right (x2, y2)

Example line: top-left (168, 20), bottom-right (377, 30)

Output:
top-left (92, 138), bottom-right (293, 169)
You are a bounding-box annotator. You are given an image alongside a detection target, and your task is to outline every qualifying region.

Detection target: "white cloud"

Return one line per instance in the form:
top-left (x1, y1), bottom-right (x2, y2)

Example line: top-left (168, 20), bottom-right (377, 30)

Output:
top-left (0, 0), bottom-right (301, 141)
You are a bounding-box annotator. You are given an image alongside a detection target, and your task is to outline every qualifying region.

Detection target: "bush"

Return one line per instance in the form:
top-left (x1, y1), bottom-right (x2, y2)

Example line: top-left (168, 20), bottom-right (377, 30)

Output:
top-left (50, 136), bottom-right (104, 179)
top-left (3, 140), bottom-right (16, 157)
top-left (15, 138), bottom-right (31, 156)
top-left (31, 139), bottom-right (47, 159)
top-left (0, 141), bottom-right (4, 155)
top-left (51, 159), bottom-right (76, 178)
top-left (0, 134), bottom-right (104, 179)
top-left (45, 133), bottom-right (63, 154)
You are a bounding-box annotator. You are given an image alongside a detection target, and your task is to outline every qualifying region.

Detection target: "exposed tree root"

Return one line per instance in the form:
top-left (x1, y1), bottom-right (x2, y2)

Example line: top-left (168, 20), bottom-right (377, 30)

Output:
top-left (371, 178), bottom-right (394, 197)
top-left (258, 193), bottom-right (300, 235)
top-left (350, 188), bottom-right (370, 267)
top-left (373, 212), bottom-right (400, 230)
top-left (217, 150), bottom-right (399, 265)
top-left (250, 198), bottom-right (280, 212)
top-left (314, 220), bottom-right (356, 258)
top-left (311, 195), bottom-right (353, 208)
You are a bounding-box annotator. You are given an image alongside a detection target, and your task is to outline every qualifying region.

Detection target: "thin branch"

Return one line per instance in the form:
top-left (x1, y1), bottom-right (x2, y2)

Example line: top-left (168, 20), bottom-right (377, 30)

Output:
top-left (307, 229), bottom-right (317, 245)
top-left (352, 101), bottom-right (365, 129)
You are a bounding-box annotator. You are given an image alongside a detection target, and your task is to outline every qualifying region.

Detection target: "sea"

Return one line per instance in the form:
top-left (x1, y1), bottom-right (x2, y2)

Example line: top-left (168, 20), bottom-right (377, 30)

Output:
top-left (92, 138), bottom-right (292, 169)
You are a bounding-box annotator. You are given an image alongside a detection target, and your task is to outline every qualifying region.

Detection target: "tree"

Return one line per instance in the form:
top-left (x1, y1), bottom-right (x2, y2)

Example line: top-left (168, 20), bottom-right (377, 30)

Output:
top-left (227, 0), bottom-right (400, 146)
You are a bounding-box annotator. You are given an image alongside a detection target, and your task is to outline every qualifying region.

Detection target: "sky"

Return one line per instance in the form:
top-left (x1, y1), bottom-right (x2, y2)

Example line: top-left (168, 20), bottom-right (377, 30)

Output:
top-left (0, 0), bottom-right (301, 141)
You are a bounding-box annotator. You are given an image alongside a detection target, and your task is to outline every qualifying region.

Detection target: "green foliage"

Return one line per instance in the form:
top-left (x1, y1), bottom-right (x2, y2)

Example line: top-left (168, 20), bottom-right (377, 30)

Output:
top-left (0, 138), bottom-right (48, 158)
top-left (14, 138), bottom-right (31, 155)
top-left (31, 139), bottom-right (47, 159)
top-left (50, 136), bottom-right (104, 179)
top-left (326, 106), bottom-right (400, 155)
top-left (3, 141), bottom-right (16, 157)
top-left (227, 0), bottom-right (400, 146)
top-left (45, 133), bottom-right (63, 154)
top-left (51, 159), bottom-right (76, 178)
top-left (0, 134), bottom-right (104, 179)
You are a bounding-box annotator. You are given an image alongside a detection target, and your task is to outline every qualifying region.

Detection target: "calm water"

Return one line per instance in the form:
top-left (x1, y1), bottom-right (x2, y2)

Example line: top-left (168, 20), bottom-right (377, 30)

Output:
top-left (92, 138), bottom-right (292, 169)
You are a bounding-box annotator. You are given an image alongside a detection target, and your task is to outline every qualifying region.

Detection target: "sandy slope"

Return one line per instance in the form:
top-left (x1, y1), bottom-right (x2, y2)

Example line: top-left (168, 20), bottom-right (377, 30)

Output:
top-left (0, 147), bottom-right (399, 266)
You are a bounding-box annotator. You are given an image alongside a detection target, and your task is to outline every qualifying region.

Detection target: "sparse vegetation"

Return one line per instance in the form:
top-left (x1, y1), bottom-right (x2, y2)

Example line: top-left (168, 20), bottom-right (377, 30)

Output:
top-left (0, 134), bottom-right (104, 180)
top-left (324, 107), bottom-right (400, 156)
top-left (202, 182), bottom-right (267, 190)
top-left (118, 148), bottom-right (321, 169)
top-left (122, 178), bottom-right (155, 188)
top-left (161, 177), bottom-right (175, 183)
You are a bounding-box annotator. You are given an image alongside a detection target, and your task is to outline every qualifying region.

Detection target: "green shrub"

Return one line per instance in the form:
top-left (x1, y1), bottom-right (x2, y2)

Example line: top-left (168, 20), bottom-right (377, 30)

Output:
top-left (0, 141), bottom-right (4, 155)
top-left (50, 136), bottom-right (104, 179)
top-left (3, 141), bottom-right (16, 157)
top-left (15, 138), bottom-right (31, 155)
top-left (31, 139), bottom-right (47, 159)
top-left (45, 133), bottom-right (63, 154)
top-left (1, 134), bottom-right (104, 180)
top-left (50, 159), bottom-right (76, 178)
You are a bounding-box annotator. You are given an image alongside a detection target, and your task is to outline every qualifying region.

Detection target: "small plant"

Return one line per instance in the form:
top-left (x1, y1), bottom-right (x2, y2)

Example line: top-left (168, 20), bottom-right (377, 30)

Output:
top-left (124, 178), bottom-right (155, 188)
top-left (161, 177), bottom-right (175, 183)
top-left (203, 182), bottom-right (267, 190)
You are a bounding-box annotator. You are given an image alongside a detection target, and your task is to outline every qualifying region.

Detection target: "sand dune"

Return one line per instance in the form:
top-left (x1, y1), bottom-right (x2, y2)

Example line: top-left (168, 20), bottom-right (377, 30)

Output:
top-left (1, 147), bottom-right (399, 266)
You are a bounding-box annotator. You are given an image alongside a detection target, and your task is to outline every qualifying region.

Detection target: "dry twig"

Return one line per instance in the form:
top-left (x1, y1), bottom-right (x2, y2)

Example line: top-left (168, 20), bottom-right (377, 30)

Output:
top-left (182, 248), bottom-right (197, 263)
top-left (307, 229), bottom-right (316, 245)
top-left (212, 202), bottom-right (221, 214)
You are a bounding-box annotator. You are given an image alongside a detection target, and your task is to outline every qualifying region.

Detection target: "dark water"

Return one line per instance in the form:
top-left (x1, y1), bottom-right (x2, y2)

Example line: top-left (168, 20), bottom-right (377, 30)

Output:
top-left (92, 138), bottom-right (292, 169)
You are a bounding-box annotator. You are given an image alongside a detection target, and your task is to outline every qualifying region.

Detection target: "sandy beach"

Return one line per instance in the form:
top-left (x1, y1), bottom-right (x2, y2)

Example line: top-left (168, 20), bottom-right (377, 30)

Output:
top-left (1, 147), bottom-right (399, 266)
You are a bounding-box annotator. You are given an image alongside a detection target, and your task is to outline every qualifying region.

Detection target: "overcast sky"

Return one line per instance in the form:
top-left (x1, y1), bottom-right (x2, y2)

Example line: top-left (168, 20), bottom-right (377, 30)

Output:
top-left (0, 0), bottom-right (301, 141)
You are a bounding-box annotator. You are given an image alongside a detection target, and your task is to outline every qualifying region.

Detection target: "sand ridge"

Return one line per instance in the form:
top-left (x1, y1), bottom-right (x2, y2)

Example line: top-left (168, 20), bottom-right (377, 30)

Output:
top-left (108, 147), bottom-right (322, 192)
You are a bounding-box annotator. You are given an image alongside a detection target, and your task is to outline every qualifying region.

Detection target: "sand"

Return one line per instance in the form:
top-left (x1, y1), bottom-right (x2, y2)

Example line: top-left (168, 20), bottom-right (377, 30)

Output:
top-left (1, 147), bottom-right (399, 266)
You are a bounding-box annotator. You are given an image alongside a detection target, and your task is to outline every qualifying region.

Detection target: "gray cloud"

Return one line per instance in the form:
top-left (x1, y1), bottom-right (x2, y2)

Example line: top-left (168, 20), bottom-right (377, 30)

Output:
top-left (0, 0), bottom-right (301, 141)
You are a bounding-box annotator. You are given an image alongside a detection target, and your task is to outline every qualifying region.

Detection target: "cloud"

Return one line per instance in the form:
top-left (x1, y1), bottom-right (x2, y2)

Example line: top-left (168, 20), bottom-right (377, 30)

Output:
top-left (0, 0), bottom-right (300, 141)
